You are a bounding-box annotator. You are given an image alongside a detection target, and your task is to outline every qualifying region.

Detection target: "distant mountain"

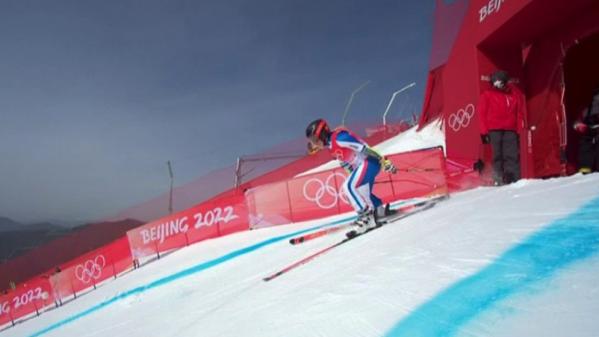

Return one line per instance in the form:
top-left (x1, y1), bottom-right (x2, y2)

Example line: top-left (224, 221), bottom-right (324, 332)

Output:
top-left (0, 216), bottom-right (67, 232)
top-left (0, 216), bottom-right (24, 232)
top-left (23, 221), bottom-right (67, 232)
top-left (0, 218), bottom-right (144, 287)
top-left (0, 217), bottom-right (72, 262)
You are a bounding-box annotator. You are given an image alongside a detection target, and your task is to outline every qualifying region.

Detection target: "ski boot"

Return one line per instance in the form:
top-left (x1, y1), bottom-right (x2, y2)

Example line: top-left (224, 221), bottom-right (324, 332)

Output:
top-left (374, 203), bottom-right (398, 226)
top-left (346, 208), bottom-right (376, 238)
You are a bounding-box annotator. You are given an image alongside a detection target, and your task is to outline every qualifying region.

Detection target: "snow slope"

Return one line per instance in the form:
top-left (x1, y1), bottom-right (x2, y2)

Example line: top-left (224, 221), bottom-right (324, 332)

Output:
top-left (4, 172), bottom-right (599, 337)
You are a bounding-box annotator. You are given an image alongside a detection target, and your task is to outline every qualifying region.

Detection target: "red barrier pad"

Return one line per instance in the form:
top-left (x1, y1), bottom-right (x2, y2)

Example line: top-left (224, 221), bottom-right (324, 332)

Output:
top-left (384, 147), bottom-right (448, 199)
top-left (186, 194), bottom-right (248, 244)
top-left (286, 170), bottom-right (348, 222)
top-left (50, 237), bottom-right (133, 301)
top-left (215, 194), bottom-right (249, 236)
top-left (0, 293), bottom-right (10, 327)
top-left (246, 147), bottom-right (448, 227)
top-left (0, 278), bottom-right (55, 327)
top-left (127, 194), bottom-right (250, 258)
top-left (245, 181), bottom-right (292, 228)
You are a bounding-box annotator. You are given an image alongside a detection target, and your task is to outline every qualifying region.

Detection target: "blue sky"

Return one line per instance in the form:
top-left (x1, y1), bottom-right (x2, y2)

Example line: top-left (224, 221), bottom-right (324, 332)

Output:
top-left (0, 0), bottom-right (434, 224)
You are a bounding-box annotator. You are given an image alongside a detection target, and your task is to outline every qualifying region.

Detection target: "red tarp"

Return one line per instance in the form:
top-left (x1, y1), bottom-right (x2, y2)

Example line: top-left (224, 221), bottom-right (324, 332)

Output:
top-left (0, 278), bottom-right (55, 328)
top-left (50, 237), bottom-right (133, 302)
top-left (126, 194), bottom-right (249, 260)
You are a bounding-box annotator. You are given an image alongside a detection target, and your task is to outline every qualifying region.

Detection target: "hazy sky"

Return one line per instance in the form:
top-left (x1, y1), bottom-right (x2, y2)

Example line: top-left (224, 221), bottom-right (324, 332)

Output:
top-left (0, 0), bottom-right (434, 224)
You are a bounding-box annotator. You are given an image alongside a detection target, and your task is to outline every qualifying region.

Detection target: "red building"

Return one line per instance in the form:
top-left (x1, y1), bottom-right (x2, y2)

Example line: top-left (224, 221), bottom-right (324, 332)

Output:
top-left (420, 0), bottom-right (599, 180)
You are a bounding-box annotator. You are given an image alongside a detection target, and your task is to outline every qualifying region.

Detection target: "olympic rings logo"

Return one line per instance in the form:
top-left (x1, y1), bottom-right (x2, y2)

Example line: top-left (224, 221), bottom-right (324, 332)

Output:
top-left (447, 104), bottom-right (475, 132)
top-left (75, 255), bottom-right (106, 284)
top-left (302, 173), bottom-right (349, 209)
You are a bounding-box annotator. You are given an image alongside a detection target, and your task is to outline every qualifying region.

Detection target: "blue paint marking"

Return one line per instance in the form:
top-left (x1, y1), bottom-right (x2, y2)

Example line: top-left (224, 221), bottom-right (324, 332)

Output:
top-left (384, 195), bottom-right (599, 337)
top-left (26, 216), bottom-right (356, 337)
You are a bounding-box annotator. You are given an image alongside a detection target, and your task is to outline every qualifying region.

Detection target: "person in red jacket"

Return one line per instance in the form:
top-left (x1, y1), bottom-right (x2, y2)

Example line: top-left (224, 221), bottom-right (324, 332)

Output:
top-left (478, 70), bottom-right (525, 185)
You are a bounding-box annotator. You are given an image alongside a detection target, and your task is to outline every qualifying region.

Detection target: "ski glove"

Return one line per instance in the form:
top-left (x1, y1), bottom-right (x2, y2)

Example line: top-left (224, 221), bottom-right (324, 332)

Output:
top-left (381, 158), bottom-right (397, 174)
top-left (340, 162), bottom-right (354, 174)
top-left (573, 121), bottom-right (588, 134)
top-left (481, 134), bottom-right (490, 144)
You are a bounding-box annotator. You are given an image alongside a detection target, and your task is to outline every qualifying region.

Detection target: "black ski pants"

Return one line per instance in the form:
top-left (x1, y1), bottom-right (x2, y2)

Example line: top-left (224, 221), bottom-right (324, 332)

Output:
top-left (489, 130), bottom-right (520, 184)
top-left (578, 133), bottom-right (599, 171)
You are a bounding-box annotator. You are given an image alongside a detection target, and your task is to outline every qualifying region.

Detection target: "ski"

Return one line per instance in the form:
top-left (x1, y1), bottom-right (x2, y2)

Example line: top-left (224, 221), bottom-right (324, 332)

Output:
top-left (344, 198), bottom-right (439, 238)
top-left (263, 239), bottom-right (351, 282)
top-left (264, 195), bottom-right (447, 282)
top-left (288, 195), bottom-right (447, 246)
top-left (288, 224), bottom-right (351, 245)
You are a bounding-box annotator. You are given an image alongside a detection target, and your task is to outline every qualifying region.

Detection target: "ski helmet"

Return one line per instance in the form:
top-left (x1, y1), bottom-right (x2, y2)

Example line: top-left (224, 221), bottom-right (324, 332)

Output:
top-left (305, 119), bottom-right (330, 144)
top-left (490, 70), bottom-right (509, 89)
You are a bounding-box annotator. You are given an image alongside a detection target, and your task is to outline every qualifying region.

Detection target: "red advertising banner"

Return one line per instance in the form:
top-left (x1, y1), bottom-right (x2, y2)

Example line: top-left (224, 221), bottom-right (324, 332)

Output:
top-left (186, 194), bottom-right (248, 244)
top-left (216, 194), bottom-right (250, 236)
top-left (286, 170), bottom-right (349, 223)
top-left (0, 277), bottom-right (55, 327)
top-left (50, 237), bottom-right (133, 301)
top-left (246, 147), bottom-right (448, 228)
top-left (127, 194), bottom-right (249, 259)
top-left (245, 180), bottom-right (293, 228)
top-left (384, 147), bottom-right (449, 199)
top-left (0, 292), bottom-right (11, 327)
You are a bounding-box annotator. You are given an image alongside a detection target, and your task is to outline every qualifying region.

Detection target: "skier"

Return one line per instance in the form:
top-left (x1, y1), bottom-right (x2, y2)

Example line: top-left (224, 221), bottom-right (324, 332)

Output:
top-left (305, 119), bottom-right (398, 235)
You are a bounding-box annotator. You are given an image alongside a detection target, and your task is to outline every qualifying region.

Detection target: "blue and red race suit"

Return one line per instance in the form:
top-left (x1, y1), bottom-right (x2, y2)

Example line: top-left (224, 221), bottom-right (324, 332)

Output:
top-left (328, 128), bottom-right (382, 212)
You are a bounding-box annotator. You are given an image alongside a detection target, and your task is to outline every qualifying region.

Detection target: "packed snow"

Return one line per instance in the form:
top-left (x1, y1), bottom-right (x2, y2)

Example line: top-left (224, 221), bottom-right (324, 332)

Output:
top-left (3, 174), bottom-right (598, 337)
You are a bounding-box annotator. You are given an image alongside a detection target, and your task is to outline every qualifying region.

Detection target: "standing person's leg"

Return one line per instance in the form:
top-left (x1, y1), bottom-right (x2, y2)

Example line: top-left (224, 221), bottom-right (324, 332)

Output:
top-left (577, 135), bottom-right (594, 173)
top-left (502, 130), bottom-right (521, 183)
top-left (488, 131), bottom-right (504, 185)
top-left (592, 135), bottom-right (599, 172)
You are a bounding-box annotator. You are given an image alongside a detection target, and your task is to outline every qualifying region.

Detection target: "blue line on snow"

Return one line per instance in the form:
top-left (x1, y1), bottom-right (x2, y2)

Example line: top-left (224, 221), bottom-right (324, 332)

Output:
top-left (384, 195), bottom-right (599, 337)
top-left (26, 216), bottom-right (355, 337)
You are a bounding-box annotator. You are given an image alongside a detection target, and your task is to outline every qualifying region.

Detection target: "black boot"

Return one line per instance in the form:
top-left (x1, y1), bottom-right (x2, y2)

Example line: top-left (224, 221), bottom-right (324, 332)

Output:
top-left (374, 204), bottom-right (397, 225)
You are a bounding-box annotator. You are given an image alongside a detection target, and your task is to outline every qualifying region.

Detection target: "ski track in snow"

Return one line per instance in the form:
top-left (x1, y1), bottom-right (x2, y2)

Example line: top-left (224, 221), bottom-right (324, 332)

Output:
top-left (3, 174), bottom-right (599, 337)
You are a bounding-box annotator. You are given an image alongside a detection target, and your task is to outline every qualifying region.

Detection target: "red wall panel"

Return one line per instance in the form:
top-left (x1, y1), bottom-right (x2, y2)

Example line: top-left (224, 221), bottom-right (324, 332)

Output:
top-left (245, 181), bottom-right (292, 228)
top-left (127, 194), bottom-right (249, 259)
top-left (246, 147), bottom-right (448, 227)
top-left (50, 237), bottom-right (133, 301)
top-left (287, 170), bottom-right (349, 223)
top-left (0, 278), bottom-right (55, 327)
